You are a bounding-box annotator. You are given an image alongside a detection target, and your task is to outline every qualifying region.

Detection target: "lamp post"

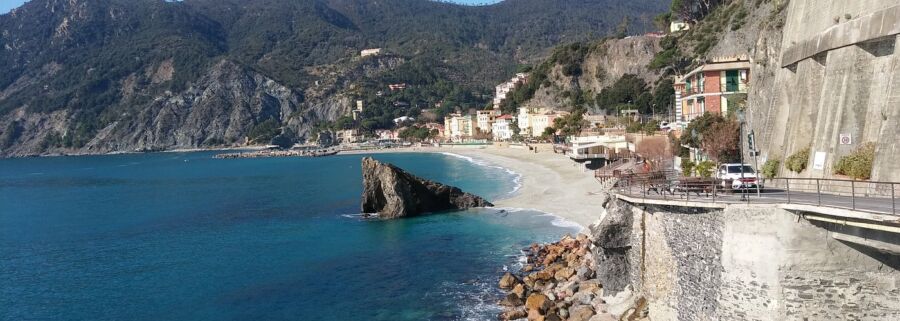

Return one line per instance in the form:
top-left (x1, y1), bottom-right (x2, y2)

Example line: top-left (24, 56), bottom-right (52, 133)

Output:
top-left (737, 111), bottom-right (747, 201)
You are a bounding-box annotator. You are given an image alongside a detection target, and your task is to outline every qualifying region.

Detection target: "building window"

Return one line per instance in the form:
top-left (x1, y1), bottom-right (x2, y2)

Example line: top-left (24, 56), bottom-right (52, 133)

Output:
top-left (698, 73), bottom-right (705, 93)
top-left (726, 70), bottom-right (740, 92)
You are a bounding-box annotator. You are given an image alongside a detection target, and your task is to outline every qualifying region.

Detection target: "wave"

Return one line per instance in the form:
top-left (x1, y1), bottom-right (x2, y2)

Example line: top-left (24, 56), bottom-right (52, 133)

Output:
top-left (547, 215), bottom-right (585, 230)
top-left (340, 213), bottom-right (379, 220)
top-left (493, 207), bottom-right (585, 232)
top-left (433, 279), bottom-right (504, 321)
top-left (440, 152), bottom-right (523, 196)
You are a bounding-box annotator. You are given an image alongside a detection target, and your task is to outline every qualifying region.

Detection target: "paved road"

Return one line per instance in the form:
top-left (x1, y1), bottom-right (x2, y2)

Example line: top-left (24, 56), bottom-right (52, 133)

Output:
top-left (616, 185), bottom-right (899, 216)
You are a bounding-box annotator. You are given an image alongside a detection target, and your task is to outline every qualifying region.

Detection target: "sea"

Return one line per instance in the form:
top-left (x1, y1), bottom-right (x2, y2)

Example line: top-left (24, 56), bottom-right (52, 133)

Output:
top-left (0, 151), bottom-right (578, 321)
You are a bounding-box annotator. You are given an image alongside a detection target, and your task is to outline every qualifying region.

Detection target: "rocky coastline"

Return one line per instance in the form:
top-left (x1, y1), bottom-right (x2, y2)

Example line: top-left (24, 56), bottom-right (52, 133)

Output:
top-left (495, 197), bottom-right (647, 321)
top-left (496, 233), bottom-right (640, 321)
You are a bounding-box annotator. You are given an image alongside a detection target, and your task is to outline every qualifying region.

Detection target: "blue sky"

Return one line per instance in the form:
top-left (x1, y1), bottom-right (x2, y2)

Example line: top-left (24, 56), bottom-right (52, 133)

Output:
top-left (0, 0), bottom-right (26, 14)
top-left (0, 0), bottom-right (502, 14)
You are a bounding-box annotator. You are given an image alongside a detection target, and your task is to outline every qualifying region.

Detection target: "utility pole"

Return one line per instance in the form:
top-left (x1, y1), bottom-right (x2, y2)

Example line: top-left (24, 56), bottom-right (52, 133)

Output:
top-left (738, 112), bottom-right (747, 201)
top-left (749, 130), bottom-right (761, 197)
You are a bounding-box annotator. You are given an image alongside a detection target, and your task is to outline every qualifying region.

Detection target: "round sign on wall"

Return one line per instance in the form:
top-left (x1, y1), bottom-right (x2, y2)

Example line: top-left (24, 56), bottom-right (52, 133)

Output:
top-left (839, 134), bottom-right (852, 145)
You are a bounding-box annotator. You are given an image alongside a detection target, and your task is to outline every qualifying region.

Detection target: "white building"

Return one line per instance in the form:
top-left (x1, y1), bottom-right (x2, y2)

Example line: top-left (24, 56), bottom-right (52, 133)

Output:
top-left (492, 73), bottom-right (529, 109)
top-left (530, 111), bottom-right (567, 137)
top-left (517, 107), bottom-right (533, 137)
top-left (393, 116), bottom-right (414, 124)
top-left (568, 134), bottom-right (632, 162)
top-left (516, 107), bottom-right (561, 137)
top-left (491, 115), bottom-right (514, 141)
top-left (476, 110), bottom-right (499, 134)
top-left (361, 48), bottom-right (382, 57)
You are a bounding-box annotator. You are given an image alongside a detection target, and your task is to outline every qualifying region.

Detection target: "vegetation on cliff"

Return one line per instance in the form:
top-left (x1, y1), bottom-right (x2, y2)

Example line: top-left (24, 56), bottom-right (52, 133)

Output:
top-left (0, 0), bottom-right (669, 156)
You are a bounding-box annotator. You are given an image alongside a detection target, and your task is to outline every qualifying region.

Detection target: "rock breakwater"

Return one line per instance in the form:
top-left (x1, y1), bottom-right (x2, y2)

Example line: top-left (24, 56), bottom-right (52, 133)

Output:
top-left (496, 233), bottom-right (647, 321)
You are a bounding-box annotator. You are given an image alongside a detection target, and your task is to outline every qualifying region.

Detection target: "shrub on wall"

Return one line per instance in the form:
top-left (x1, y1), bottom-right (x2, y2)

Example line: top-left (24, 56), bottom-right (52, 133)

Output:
top-left (834, 142), bottom-right (876, 180)
top-left (785, 147), bottom-right (810, 173)
top-left (696, 161), bottom-right (715, 178)
top-left (681, 158), bottom-right (695, 177)
top-left (761, 159), bottom-right (779, 178)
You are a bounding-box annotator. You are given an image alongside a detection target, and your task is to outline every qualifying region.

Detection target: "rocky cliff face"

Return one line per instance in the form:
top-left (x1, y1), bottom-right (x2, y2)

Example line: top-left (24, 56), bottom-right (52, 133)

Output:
top-left (525, 36), bottom-right (663, 111)
top-left (588, 196), bottom-right (637, 294)
top-left (0, 59), bottom-right (354, 156)
top-left (360, 157), bottom-right (493, 219)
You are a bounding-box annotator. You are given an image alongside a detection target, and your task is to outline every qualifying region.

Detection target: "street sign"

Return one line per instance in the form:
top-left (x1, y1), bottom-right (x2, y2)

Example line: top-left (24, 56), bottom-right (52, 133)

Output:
top-left (747, 130), bottom-right (756, 150)
top-left (839, 134), bottom-right (852, 145)
top-left (813, 152), bottom-right (827, 170)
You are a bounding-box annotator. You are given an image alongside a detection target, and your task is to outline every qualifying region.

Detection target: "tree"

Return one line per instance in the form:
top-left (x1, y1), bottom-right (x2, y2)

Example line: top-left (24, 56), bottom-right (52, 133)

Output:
top-left (636, 136), bottom-right (671, 164)
top-left (643, 120), bottom-right (660, 136)
top-left (653, 12), bottom-right (672, 31)
top-left (615, 16), bottom-right (630, 39)
top-left (510, 120), bottom-right (523, 142)
top-left (651, 79), bottom-right (675, 114)
top-left (596, 74), bottom-right (649, 112)
top-left (700, 119), bottom-right (740, 164)
top-left (681, 112), bottom-right (724, 148)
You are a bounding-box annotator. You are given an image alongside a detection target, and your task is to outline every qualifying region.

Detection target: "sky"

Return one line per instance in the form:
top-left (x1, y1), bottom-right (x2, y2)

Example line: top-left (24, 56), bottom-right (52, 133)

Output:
top-left (0, 0), bottom-right (503, 14)
top-left (0, 0), bottom-right (26, 14)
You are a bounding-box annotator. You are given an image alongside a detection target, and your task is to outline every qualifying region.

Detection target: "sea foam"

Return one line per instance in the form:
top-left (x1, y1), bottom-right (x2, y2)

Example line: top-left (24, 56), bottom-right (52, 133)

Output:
top-left (440, 152), bottom-right (523, 196)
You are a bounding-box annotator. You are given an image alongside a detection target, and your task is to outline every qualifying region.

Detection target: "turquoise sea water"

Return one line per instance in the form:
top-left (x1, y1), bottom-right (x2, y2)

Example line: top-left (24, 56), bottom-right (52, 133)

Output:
top-left (0, 152), bottom-right (576, 321)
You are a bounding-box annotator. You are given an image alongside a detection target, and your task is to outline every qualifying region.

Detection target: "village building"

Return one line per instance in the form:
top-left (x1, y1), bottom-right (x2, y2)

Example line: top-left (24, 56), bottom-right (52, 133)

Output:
top-left (393, 116), bottom-right (414, 124)
top-left (567, 134), bottom-right (633, 170)
top-left (491, 115), bottom-right (515, 141)
top-left (352, 100), bottom-right (364, 120)
top-left (336, 129), bottom-right (363, 144)
top-left (388, 83), bottom-right (407, 91)
top-left (360, 48), bottom-right (382, 57)
top-left (492, 73), bottom-right (529, 109)
top-left (516, 107), bottom-right (565, 137)
top-left (584, 113), bottom-right (609, 129)
top-left (670, 21), bottom-right (690, 33)
top-left (443, 113), bottom-right (476, 141)
top-left (674, 56), bottom-right (751, 122)
top-left (476, 110), bottom-right (499, 134)
top-left (423, 122), bottom-right (445, 139)
top-left (375, 129), bottom-right (399, 140)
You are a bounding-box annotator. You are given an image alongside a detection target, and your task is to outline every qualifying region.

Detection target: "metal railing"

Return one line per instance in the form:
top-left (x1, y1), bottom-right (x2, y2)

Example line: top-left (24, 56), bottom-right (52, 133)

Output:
top-left (568, 153), bottom-right (611, 160)
top-left (604, 173), bottom-right (899, 216)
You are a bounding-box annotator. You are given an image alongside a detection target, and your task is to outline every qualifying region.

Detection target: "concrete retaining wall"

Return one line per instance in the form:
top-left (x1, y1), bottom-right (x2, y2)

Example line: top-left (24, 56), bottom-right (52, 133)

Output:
top-left (746, 0), bottom-right (900, 183)
top-left (595, 198), bottom-right (900, 320)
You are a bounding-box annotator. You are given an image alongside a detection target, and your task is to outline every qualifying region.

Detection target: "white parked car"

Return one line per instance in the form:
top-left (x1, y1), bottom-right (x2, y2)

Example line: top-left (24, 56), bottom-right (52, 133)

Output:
top-left (659, 121), bottom-right (673, 131)
top-left (716, 163), bottom-right (761, 190)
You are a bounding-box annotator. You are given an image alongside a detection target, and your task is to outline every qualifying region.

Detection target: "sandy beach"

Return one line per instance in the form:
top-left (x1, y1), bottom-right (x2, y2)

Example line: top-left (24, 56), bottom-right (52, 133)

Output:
top-left (342, 146), bottom-right (607, 229)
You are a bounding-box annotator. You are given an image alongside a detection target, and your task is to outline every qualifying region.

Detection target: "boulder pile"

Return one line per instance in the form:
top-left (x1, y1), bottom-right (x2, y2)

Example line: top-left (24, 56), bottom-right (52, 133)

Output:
top-left (496, 234), bottom-right (617, 321)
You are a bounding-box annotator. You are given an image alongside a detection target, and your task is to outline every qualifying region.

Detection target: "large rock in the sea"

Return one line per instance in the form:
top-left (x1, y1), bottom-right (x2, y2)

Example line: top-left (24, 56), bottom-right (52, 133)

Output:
top-left (360, 157), bottom-right (493, 219)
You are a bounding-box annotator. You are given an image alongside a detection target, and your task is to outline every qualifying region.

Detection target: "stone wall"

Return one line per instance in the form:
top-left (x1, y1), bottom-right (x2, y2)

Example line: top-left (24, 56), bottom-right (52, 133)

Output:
top-left (744, 0), bottom-right (900, 182)
top-left (593, 198), bottom-right (900, 320)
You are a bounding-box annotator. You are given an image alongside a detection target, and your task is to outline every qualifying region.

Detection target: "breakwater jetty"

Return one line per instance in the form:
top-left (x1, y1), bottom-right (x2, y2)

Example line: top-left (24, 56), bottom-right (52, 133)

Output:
top-left (213, 147), bottom-right (339, 159)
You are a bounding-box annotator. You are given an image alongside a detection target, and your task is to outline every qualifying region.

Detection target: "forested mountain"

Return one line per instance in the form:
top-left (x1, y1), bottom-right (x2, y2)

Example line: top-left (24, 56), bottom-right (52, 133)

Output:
top-left (0, 0), bottom-right (668, 156)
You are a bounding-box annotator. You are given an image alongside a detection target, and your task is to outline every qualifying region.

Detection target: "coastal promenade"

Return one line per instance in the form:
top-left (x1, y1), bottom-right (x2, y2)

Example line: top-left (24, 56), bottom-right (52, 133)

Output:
top-left (609, 175), bottom-right (900, 220)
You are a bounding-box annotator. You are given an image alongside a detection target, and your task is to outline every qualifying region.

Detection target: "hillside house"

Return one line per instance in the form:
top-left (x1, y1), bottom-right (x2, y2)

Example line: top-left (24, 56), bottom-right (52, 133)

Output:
top-left (491, 115), bottom-right (515, 141)
top-left (476, 110), bottom-right (499, 134)
top-left (360, 48), bottom-right (382, 57)
top-left (674, 57), bottom-right (750, 121)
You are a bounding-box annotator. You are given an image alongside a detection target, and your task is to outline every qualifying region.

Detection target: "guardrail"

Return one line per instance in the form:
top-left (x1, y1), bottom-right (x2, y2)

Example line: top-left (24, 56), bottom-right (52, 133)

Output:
top-left (568, 153), bottom-right (610, 160)
top-left (606, 172), bottom-right (899, 216)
